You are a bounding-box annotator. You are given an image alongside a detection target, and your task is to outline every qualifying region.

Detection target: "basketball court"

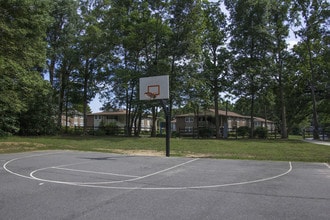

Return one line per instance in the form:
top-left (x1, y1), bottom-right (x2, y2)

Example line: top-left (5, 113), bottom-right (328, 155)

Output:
top-left (1, 75), bottom-right (329, 219)
top-left (1, 150), bottom-right (329, 219)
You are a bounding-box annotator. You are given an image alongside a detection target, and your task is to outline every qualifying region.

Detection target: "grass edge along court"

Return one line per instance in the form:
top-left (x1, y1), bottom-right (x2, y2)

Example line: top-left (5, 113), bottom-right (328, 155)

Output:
top-left (0, 136), bottom-right (329, 163)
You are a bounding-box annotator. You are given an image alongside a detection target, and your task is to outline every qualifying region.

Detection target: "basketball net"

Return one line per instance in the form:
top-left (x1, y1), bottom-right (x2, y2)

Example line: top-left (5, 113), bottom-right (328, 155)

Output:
top-left (144, 92), bottom-right (158, 99)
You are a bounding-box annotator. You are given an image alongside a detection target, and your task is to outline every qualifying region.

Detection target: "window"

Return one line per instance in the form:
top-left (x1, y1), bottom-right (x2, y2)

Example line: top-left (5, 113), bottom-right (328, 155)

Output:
top-left (185, 117), bottom-right (194, 123)
top-left (185, 127), bottom-right (193, 133)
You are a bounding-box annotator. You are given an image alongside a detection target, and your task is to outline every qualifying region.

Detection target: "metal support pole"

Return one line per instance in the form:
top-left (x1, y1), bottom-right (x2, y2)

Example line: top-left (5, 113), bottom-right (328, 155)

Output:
top-left (161, 100), bottom-right (170, 157)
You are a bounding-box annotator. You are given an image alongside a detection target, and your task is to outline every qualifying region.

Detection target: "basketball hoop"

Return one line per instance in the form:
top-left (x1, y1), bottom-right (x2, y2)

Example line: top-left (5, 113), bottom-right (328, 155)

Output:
top-left (139, 76), bottom-right (168, 101)
top-left (144, 91), bottom-right (158, 99)
top-left (139, 75), bottom-right (170, 157)
top-left (143, 84), bottom-right (160, 100)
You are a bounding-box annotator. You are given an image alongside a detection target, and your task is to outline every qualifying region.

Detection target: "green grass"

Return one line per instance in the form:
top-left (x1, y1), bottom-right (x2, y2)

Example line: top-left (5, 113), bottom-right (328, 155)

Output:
top-left (0, 136), bottom-right (329, 162)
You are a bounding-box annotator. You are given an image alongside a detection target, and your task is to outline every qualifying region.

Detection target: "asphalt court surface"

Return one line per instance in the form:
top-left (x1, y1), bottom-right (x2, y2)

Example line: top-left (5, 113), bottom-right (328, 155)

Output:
top-left (1, 150), bottom-right (329, 219)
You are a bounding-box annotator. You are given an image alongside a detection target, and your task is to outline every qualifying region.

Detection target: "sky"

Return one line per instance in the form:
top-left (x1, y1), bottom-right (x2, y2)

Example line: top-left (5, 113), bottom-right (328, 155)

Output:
top-left (90, 94), bottom-right (103, 113)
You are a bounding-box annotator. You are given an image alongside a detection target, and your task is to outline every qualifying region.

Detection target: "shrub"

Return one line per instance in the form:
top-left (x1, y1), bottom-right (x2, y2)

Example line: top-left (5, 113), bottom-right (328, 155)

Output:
top-left (171, 131), bottom-right (179, 138)
top-left (94, 129), bottom-right (106, 136)
top-left (198, 127), bottom-right (213, 138)
top-left (237, 126), bottom-right (250, 138)
top-left (254, 127), bottom-right (268, 139)
top-left (103, 122), bottom-right (120, 135)
top-left (0, 129), bottom-right (11, 137)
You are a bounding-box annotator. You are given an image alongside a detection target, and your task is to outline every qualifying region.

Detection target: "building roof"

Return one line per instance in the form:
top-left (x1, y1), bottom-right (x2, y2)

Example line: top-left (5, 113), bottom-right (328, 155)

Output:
top-left (87, 110), bottom-right (127, 116)
top-left (208, 109), bottom-right (246, 118)
top-left (176, 109), bottom-right (245, 118)
top-left (175, 113), bottom-right (195, 117)
top-left (252, 116), bottom-right (274, 123)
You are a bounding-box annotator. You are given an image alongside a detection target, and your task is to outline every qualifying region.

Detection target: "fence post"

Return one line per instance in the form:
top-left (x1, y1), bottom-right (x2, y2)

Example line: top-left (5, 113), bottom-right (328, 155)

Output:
top-left (303, 129), bottom-right (305, 139)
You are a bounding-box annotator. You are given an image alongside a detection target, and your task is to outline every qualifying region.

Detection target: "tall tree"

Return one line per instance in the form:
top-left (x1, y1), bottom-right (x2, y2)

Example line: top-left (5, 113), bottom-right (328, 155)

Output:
top-left (225, 0), bottom-right (273, 137)
top-left (0, 0), bottom-right (52, 135)
top-left (201, 1), bottom-right (230, 138)
top-left (77, 0), bottom-right (111, 134)
top-left (290, 0), bottom-right (329, 139)
top-left (46, 0), bottom-right (79, 87)
top-left (46, 0), bottom-right (81, 130)
top-left (101, 0), bottom-right (173, 136)
top-left (101, 0), bottom-right (155, 136)
top-left (269, 0), bottom-right (291, 138)
top-left (166, 0), bottom-right (204, 112)
top-left (284, 53), bottom-right (314, 132)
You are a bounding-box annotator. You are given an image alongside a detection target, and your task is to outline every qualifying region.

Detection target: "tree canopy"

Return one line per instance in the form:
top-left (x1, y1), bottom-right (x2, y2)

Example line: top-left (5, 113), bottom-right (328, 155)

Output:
top-left (0, 0), bottom-right (329, 138)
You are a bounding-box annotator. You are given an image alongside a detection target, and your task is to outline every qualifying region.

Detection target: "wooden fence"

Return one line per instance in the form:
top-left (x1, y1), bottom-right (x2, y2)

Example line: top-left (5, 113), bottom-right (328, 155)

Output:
top-left (178, 127), bottom-right (281, 139)
top-left (302, 126), bottom-right (329, 141)
top-left (70, 126), bottom-right (152, 136)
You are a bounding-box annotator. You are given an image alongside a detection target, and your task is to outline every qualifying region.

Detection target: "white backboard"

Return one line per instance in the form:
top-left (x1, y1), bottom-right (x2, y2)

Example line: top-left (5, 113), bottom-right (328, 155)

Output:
top-left (139, 75), bottom-right (169, 100)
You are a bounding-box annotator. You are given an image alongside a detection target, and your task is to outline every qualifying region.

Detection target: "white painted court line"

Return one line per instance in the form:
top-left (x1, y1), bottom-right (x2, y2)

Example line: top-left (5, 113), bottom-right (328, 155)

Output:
top-left (324, 163), bottom-right (330, 169)
top-left (3, 151), bottom-right (104, 186)
top-left (8, 154), bottom-right (199, 185)
top-left (53, 161), bottom-right (91, 168)
top-left (53, 167), bottom-right (140, 178)
top-left (78, 162), bottom-right (293, 190)
top-left (99, 158), bottom-right (199, 184)
top-left (3, 151), bottom-right (65, 180)
top-left (30, 166), bottom-right (99, 185)
top-left (74, 162), bottom-right (293, 190)
top-left (3, 152), bottom-right (293, 190)
top-left (70, 158), bottom-right (200, 185)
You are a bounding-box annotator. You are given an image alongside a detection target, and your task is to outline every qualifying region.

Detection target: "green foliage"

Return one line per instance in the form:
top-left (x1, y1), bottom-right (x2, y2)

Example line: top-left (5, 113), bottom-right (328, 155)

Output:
top-left (171, 131), bottom-right (179, 138)
top-left (0, 0), bottom-right (50, 68)
top-left (225, 0), bottom-right (275, 137)
top-left (100, 122), bottom-right (121, 136)
top-left (200, 1), bottom-right (230, 138)
top-left (93, 129), bottom-right (106, 136)
top-left (0, 0), bottom-right (52, 135)
top-left (237, 126), bottom-right (250, 138)
top-left (0, 0), bottom-right (329, 137)
top-left (254, 127), bottom-right (268, 139)
top-left (0, 115), bottom-right (17, 137)
top-left (18, 80), bottom-right (57, 135)
top-left (290, 0), bottom-right (329, 139)
top-left (198, 127), bottom-right (213, 138)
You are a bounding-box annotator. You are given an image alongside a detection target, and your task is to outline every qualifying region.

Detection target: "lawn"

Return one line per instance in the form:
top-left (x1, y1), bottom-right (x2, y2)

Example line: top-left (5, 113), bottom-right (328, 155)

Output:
top-left (0, 136), bottom-right (329, 162)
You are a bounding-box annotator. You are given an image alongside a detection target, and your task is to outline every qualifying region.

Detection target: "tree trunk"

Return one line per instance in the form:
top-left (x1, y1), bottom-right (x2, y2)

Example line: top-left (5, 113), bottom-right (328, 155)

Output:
top-left (48, 58), bottom-right (55, 87)
top-left (57, 72), bottom-right (64, 130)
top-left (82, 61), bottom-right (89, 135)
top-left (213, 48), bottom-right (220, 139)
top-left (279, 69), bottom-right (288, 138)
top-left (307, 39), bottom-right (319, 140)
top-left (214, 87), bottom-right (220, 139)
top-left (126, 88), bottom-right (133, 136)
top-left (264, 105), bottom-right (267, 129)
top-left (311, 84), bottom-right (319, 139)
top-left (250, 93), bottom-right (255, 138)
